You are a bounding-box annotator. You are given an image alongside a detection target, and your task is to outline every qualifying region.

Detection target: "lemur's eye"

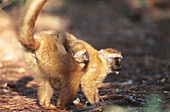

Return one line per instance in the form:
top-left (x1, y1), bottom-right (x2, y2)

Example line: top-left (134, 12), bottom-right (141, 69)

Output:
top-left (118, 58), bottom-right (123, 63)
top-left (108, 58), bottom-right (113, 62)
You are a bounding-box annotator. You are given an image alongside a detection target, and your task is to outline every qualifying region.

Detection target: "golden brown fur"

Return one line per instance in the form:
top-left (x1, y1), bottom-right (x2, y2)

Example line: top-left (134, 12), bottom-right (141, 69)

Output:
top-left (18, 0), bottom-right (87, 109)
top-left (18, 0), bottom-right (47, 50)
top-left (18, 0), bottom-right (123, 109)
top-left (52, 29), bottom-right (123, 104)
top-left (47, 31), bottom-right (89, 65)
top-left (61, 37), bottom-right (123, 104)
top-left (24, 31), bottom-right (83, 108)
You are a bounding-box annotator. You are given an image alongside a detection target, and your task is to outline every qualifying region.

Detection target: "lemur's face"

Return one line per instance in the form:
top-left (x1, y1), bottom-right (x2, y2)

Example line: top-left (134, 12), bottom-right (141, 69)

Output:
top-left (99, 48), bottom-right (123, 74)
top-left (107, 55), bottom-right (123, 74)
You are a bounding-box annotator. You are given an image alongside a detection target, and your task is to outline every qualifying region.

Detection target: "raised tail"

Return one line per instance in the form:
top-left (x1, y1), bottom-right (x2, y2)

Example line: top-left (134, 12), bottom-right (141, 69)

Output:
top-left (18, 0), bottom-right (47, 51)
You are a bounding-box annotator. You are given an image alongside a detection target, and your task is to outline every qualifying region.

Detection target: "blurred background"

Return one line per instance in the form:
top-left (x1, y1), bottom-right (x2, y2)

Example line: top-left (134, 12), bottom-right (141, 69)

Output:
top-left (0, 0), bottom-right (169, 111)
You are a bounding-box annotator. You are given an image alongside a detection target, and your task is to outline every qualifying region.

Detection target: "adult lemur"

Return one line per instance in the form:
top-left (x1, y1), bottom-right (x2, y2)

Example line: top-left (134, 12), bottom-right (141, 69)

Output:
top-left (18, 0), bottom-right (123, 109)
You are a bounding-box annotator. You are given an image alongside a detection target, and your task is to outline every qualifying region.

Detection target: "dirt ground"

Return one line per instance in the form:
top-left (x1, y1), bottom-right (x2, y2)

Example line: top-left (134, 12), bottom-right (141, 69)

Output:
top-left (0, 0), bottom-right (170, 111)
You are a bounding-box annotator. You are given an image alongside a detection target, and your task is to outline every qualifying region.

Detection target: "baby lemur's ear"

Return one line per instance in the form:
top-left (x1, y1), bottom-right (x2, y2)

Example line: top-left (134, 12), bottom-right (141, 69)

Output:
top-left (57, 32), bottom-right (68, 45)
top-left (58, 32), bottom-right (77, 45)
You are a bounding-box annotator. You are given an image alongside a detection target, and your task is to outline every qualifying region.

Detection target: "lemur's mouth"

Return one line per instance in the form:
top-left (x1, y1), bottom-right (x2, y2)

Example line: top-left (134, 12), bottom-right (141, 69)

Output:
top-left (111, 66), bottom-right (121, 75)
top-left (114, 71), bottom-right (119, 75)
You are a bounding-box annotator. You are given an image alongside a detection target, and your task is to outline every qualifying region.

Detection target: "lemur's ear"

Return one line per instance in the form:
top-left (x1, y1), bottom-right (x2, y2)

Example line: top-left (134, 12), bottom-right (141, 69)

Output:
top-left (99, 49), bottom-right (104, 54)
top-left (119, 51), bottom-right (122, 55)
top-left (98, 49), bottom-right (107, 60)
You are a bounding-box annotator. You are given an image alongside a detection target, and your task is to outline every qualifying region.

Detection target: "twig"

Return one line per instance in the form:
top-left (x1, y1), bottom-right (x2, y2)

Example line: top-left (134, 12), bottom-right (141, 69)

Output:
top-left (72, 100), bottom-right (123, 112)
top-left (72, 94), bottom-right (145, 112)
top-left (96, 89), bottom-right (104, 102)
top-left (98, 81), bottom-right (133, 88)
top-left (101, 94), bottom-right (145, 106)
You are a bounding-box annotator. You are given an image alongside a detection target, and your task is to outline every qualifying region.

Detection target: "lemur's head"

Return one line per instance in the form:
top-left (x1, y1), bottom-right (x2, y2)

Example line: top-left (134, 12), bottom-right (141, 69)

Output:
top-left (99, 48), bottom-right (123, 74)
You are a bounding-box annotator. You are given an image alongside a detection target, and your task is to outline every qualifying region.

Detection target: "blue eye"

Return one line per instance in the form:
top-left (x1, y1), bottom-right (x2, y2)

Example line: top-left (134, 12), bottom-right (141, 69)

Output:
top-left (108, 58), bottom-right (113, 62)
top-left (118, 58), bottom-right (123, 63)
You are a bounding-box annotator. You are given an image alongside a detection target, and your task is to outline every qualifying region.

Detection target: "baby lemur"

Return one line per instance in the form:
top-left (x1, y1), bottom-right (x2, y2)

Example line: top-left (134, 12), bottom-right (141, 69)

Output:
top-left (18, 0), bottom-right (123, 109)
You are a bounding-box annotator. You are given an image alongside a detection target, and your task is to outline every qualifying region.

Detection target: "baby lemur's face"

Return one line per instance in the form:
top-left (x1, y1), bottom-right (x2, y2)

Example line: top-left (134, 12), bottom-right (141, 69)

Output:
top-left (72, 49), bottom-right (89, 64)
top-left (99, 48), bottom-right (123, 74)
